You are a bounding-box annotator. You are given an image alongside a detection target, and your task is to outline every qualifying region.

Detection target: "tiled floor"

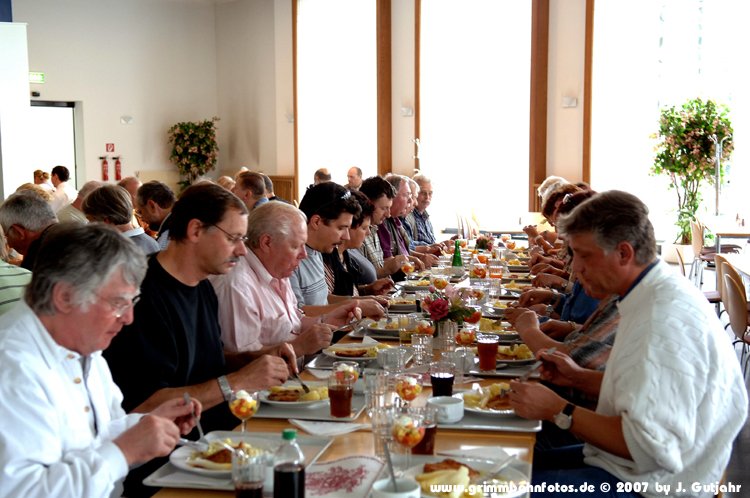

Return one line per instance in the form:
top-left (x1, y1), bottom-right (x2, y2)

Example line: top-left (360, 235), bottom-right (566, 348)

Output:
top-left (675, 264), bottom-right (749, 497)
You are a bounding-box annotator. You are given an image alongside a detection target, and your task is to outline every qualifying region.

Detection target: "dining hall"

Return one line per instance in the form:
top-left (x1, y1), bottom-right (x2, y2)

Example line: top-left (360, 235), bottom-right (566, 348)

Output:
top-left (1, 1), bottom-right (750, 497)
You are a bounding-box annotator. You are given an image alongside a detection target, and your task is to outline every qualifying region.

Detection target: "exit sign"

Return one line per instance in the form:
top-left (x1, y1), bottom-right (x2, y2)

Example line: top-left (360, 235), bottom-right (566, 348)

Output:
top-left (29, 72), bottom-right (45, 84)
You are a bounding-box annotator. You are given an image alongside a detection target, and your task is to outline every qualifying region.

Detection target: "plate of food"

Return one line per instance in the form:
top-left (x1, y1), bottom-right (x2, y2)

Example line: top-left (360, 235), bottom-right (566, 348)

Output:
top-left (502, 281), bottom-right (532, 292)
top-left (495, 344), bottom-right (534, 364)
top-left (501, 273), bottom-right (532, 284)
top-left (387, 295), bottom-right (418, 312)
top-left (170, 437), bottom-right (269, 476)
top-left (461, 383), bottom-right (514, 416)
top-left (407, 457), bottom-right (527, 498)
top-left (506, 265), bottom-right (529, 273)
top-left (322, 343), bottom-right (387, 361)
top-left (259, 384), bottom-right (330, 407)
top-left (399, 279), bottom-right (432, 292)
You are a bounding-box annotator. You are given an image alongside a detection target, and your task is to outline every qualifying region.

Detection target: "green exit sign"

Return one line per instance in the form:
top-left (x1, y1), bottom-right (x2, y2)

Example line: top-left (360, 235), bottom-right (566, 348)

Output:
top-left (29, 72), bottom-right (45, 84)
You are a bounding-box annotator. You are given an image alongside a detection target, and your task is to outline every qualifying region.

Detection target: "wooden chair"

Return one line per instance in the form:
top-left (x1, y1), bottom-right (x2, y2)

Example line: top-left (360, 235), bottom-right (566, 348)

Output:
top-left (679, 246), bottom-right (721, 310)
top-left (723, 273), bottom-right (750, 375)
top-left (714, 254), bottom-right (730, 317)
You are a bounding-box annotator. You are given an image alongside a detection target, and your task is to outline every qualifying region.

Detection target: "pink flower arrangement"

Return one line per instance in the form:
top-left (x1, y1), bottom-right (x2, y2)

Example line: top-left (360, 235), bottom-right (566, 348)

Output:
top-left (422, 284), bottom-right (476, 323)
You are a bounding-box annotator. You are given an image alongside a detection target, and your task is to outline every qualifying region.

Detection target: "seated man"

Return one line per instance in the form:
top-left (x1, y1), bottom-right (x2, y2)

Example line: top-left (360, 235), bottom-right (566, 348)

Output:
top-left (57, 180), bottom-right (102, 223)
top-left (103, 184), bottom-right (294, 494)
top-left (0, 191), bottom-right (58, 271)
top-left (510, 190), bottom-right (748, 494)
top-left (232, 171), bottom-right (268, 210)
top-left (135, 180), bottom-right (175, 250)
top-left (291, 182), bottom-right (385, 318)
top-left (210, 201), bottom-right (362, 355)
top-left (0, 223), bottom-right (199, 498)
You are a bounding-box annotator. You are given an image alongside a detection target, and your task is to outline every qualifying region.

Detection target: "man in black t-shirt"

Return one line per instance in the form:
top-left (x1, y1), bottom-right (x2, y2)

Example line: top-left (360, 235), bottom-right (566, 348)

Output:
top-left (103, 184), bottom-right (295, 495)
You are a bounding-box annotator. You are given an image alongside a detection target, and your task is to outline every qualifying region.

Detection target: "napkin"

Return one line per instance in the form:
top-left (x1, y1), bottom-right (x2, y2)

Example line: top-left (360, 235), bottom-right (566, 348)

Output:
top-left (438, 445), bottom-right (512, 462)
top-left (307, 455), bottom-right (384, 498)
top-left (290, 419), bottom-right (370, 437)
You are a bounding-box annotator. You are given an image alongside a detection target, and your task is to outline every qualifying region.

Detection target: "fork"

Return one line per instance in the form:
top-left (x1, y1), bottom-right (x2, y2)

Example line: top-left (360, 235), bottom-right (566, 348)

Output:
top-left (518, 347), bottom-right (557, 382)
top-left (183, 392), bottom-right (205, 440)
top-left (291, 370), bottom-right (311, 393)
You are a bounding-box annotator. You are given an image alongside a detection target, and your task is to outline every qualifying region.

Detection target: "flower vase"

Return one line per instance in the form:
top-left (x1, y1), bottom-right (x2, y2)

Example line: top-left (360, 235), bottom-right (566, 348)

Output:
top-left (435, 321), bottom-right (457, 354)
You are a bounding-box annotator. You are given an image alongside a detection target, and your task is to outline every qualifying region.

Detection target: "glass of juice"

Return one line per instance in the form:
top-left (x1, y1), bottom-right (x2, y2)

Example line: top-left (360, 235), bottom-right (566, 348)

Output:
top-left (328, 374), bottom-right (354, 418)
top-left (410, 405), bottom-right (438, 455)
top-left (429, 361), bottom-right (455, 397)
top-left (477, 334), bottom-right (499, 371)
top-left (232, 450), bottom-right (266, 498)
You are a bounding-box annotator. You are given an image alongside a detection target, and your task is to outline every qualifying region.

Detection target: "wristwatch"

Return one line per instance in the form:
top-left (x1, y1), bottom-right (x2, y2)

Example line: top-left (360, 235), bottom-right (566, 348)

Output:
top-left (217, 375), bottom-right (233, 401)
top-left (553, 402), bottom-right (576, 430)
top-left (545, 304), bottom-right (555, 316)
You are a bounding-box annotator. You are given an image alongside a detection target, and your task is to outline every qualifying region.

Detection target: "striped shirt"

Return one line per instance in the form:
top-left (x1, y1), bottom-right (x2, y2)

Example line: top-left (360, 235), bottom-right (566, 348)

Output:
top-left (405, 209), bottom-right (436, 246)
top-left (0, 263), bottom-right (32, 316)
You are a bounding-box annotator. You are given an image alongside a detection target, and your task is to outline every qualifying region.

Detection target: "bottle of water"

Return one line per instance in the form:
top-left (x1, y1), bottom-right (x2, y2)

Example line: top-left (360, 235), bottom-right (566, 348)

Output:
top-left (451, 239), bottom-right (462, 267)
top-left (273, 429), bottom-right (305, 498)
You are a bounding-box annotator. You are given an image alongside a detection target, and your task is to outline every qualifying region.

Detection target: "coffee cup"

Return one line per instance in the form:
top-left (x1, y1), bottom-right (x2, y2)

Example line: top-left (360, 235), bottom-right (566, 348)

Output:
top-left (427, 396), bottom-right (464, 424)
top-left (371, 477), bottom-right (421, 498)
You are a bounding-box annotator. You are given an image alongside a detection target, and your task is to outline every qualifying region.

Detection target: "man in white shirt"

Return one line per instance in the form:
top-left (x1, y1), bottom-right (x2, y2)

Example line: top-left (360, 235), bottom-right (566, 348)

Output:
top-left (57, 180), bottom-right (102, 223)
top-left (509, 190), bottom-right (748, 497)
top-left (50, 165), bottom-right (79, 212)
top-left (0, 223), bottom-right (199, 498)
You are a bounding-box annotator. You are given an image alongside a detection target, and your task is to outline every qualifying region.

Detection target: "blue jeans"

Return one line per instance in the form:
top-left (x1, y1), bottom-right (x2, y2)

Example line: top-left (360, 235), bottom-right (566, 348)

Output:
top-left (531, 466), bottom-right (643, 497)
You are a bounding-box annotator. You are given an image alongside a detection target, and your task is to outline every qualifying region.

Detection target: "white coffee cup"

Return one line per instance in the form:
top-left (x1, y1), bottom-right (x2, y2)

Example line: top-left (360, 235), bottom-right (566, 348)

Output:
top-left (371, 477), bottom-right (421, 498)
top-left (427, 396), bottom-right (464, 424)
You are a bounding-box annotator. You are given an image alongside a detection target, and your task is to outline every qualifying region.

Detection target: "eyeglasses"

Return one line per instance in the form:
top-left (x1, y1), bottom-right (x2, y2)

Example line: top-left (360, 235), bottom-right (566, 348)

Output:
top-left (97, 293), bottom-right (141, 318)
top-left (210, 224), bottom-right (248, 245)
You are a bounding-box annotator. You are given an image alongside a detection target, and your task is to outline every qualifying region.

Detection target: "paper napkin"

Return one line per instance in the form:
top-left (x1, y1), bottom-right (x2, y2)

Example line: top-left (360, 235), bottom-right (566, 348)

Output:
top-left (290, 419), bottom-right (370, 437)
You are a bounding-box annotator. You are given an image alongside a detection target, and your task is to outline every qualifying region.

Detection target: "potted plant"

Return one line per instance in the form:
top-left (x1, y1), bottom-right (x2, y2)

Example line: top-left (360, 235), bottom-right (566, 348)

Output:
top-left (651, 98), bottom-right (733, 244)
top-left (167, 117), bottom-right (219, 190)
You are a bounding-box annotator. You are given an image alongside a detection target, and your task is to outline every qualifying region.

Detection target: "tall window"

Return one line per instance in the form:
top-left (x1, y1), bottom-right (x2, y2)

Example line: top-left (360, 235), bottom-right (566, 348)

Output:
top-left (419, 0), bottom-right (532, 233)
top-left (296, 0), bottom-right (376, 196)
top-left (591, 0), bottom-right (750, 240)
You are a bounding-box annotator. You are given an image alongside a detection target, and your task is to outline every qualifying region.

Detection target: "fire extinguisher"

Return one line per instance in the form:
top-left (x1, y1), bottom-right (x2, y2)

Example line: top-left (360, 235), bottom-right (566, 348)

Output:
top-left (100, 156), bottom-right (109, 181)
top-left (113, 156), bottom-right (122, 181)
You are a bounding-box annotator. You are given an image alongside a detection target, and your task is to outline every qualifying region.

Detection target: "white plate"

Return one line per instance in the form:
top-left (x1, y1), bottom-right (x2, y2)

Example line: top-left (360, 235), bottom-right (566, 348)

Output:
top-left (170, 434), bottom-right (273, 477)
top-left (460, 393), bottom-right (515, 417)
top-left (323, 344), bottom-right (381, 361)
top-left (404, 458), bottom-right (527, 498)
top-left (258, 390), bottom-right (329, 408)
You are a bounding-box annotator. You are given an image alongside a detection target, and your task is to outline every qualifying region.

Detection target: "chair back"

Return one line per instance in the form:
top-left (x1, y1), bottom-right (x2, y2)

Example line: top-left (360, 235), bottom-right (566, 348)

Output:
top-left (675, 247), bottom-right (687, 277)
top-left (714, 254), bottom-right (730, 301)
top-left (690, 220), bottom-right (704, 256)
top-left (723, 273), bottom-right (749, 342)
top-left (723, 261), bottom-right (747, 302)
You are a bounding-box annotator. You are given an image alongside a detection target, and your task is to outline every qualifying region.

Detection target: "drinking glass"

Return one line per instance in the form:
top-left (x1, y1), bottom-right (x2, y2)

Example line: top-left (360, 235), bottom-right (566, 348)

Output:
top-left (232, 450), bottom-right (266, 498)
top-left (410, 333), bottom-right (433, 366)
top-left (401, 260), bottom-right (416, 275)
top-left (429, 361), bottom-right (455, 397)
top-left (364, 370), bottom-right (390, 413)
top-left (410, 405), bottom-right (438, 456)
top-left (378, 347), bottom-right (408, 375)
top-left (228, 390), bottom-right (259, 432)
top-left (430, 273), bottom-right (450, 290)
top-left (477, 334), bottom-right (500, 371)
top-left (332, 361), bottom-right (359, 382)
top-left (443, 348), bottom-right (474, 385)
top-left (328, 374), bottom-right (354, 418)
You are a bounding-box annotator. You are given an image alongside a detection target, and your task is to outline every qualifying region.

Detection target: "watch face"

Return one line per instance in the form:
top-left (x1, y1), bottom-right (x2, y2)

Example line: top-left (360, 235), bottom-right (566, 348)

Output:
top-left (554, 412), bottom-right (572, 430)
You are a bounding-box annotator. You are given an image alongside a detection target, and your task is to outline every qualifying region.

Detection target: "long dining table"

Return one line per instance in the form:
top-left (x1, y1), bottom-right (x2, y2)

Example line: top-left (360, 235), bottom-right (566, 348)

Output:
top-left (151, 318), bottom-right (538, 497)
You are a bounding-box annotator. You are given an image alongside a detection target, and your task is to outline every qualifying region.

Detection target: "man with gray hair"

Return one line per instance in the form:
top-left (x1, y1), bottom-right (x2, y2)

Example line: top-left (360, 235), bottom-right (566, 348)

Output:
top-left (210, 201), bottom-right (361, 354)
top-left (0, 191), bottom-right (58, 271)
top-left (0, 223), bottom-right (200, 498)
top-left (509, 190), bottom-right (747, 495)
top-left (57, 180), bottom-right (102, 223)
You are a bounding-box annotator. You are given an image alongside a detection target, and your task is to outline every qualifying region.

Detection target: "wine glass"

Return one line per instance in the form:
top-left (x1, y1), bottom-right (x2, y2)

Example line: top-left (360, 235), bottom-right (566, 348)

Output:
top-left (394, 373), bottom-right (423, 405)
top-left (228, 390), bottom-right (259, 432)
top-left (401, 260), bottom-right (416, 276)
top-left (390, 407), bottom-right (425, 472)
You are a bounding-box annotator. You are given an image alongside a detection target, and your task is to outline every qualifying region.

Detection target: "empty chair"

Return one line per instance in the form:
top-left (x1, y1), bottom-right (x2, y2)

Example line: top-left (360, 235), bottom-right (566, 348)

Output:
top-left (679, 246), bottom-right (720, 311)
top-left (723, 273), bottom-right (750, 375)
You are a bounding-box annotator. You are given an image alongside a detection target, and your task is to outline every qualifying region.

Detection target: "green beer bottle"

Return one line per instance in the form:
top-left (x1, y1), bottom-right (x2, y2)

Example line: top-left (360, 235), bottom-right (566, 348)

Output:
top-left (451, 239), bottom-right (462, 267)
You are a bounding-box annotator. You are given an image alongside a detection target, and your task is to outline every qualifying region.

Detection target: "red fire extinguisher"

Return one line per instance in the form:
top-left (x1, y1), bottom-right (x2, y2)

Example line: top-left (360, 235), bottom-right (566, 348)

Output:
top-left (100, 156), bottom-right (109, 181)
top-left (113, 156), bottom-right (122, 181)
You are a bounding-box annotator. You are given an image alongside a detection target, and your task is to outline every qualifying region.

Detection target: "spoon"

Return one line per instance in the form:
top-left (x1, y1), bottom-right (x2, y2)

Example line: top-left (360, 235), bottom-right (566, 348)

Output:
top-left (383, 439), bottom-right (398, 492)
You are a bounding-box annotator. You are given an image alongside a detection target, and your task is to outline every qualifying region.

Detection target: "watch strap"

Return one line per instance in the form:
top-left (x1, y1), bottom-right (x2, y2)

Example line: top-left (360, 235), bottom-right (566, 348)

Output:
top-left (562, 402), bottom-right (575, 416)
top-left (217, 375), bottom-right (233, 401)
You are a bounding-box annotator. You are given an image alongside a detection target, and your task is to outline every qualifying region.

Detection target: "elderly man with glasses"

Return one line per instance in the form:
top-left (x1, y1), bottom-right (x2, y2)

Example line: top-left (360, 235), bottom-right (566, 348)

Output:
top-left (0, 223), bottom-right (200, 498)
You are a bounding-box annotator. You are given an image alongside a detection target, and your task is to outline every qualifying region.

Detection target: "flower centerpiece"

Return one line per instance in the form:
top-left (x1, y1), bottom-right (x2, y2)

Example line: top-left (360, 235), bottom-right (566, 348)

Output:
top-left (168, 117), bottom-right (220, 190)
top-left (474, 234), bottom-right (494, 252)
top-left (422, 285), bottom-right (481, 325)
top-left (651, 98), bottom-right (733, 244)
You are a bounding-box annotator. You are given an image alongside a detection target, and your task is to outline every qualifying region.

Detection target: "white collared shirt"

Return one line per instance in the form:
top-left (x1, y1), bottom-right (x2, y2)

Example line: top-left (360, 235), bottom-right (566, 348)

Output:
top-left (0, 303), bottom-right (143, 498)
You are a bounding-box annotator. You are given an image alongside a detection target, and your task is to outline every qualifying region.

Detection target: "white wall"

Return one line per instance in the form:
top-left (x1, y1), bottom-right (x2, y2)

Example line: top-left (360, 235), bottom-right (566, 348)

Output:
top-left (9, 0), bottom-right (587, 191)
top-left (0, 22), bottom-right (32, 198)
top-left (12, 0), bottom-right (219, 189)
